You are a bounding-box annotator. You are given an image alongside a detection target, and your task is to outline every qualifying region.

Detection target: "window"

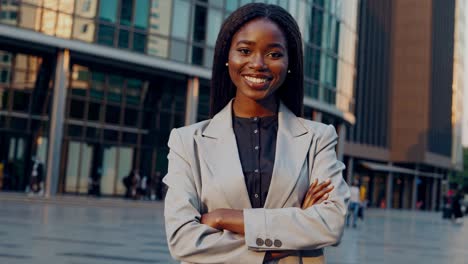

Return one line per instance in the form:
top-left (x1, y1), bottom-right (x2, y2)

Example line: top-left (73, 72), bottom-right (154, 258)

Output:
top-left (206, 9), bottom-right (222, 46)
top-left (87, 102), bottom-right (101, 121)
top-left (170, 40), bottom-right (187, 62)
top-left (69, 99), bottom-right (85, 119)
top-left (82, 0), bottom-right (91, 12)
top-left (134, 0), bottom-right (150, 29)
top-left (120, 0), bottom-right (133, 26)
top-left (105, 105), bottom-right (121, 124)
top-left (81, 24), bottom-right (88, 33)
top-left (12, 91), bottom-right (30, 112)
top-left (98, 0), bottom-right (118, 22)
top-left (171, 0), bottom-right (190, 39)
top-left (1, 70), bottom-right (9, 83)
top-left (118, 29), bottom-right (130, 48)
top-left (226, 0), bottom-right (237, 12)
top-left (97, 24), bottom-right (114, 46)
top-left (132, 32), bottom-right (146, 53)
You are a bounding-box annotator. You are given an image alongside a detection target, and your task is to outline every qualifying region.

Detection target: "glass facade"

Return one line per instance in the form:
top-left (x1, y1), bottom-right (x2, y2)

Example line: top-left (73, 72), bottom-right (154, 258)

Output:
top-left (0, 51), bottom-right (52, 192)
top-left (0, 0), bottom-right (357, 118)
top-left (0, 0), bottom-right (359, 196)
top-left (61, 63), bottom-right (186, 195)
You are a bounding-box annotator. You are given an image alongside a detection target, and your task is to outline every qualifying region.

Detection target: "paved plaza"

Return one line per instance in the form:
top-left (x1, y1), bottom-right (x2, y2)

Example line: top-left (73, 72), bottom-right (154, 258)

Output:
top-left (0, 193), bottom-right (466, 264)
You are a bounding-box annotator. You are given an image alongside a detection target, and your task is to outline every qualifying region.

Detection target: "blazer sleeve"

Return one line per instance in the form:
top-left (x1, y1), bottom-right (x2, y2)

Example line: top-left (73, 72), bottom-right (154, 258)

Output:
top-left (243, 125), bottom-right (350, 251)
top-left (163, 129), bottom-right (266, 263)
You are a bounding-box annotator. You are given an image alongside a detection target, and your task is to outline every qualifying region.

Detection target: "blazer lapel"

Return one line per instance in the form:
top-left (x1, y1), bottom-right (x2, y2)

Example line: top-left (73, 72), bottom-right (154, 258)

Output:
top-left (264, 103), bottom-right (313, 209)
top-left (194, 100), bottom-right (252, 209)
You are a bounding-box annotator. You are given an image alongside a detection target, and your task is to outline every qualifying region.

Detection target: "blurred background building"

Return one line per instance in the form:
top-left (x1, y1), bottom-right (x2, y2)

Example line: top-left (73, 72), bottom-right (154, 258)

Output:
top-left (344, 0), bottom-right (463, 211)
top-left (0, 0), bottom-right (463, 211)
top-left (0, 0), bottom-right (359, 198)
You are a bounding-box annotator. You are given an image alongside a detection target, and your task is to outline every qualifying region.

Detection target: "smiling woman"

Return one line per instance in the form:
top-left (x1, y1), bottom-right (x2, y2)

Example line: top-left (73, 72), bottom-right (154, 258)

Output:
top-left (163, 3), bottom-right (350, 264)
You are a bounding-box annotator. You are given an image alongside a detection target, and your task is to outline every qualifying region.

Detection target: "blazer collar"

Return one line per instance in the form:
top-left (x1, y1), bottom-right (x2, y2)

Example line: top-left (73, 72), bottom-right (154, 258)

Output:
top-left (196, 99), bottom-right (312, 209)
top-left (203, 99), bottom-right (308, 139)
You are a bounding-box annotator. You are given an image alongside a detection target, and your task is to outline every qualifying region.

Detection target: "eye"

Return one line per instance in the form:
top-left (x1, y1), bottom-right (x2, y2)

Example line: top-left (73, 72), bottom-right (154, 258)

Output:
top-left (268, 52), bottom-right (284, 59)
top-left (237, 48), bottom-right (251, 55)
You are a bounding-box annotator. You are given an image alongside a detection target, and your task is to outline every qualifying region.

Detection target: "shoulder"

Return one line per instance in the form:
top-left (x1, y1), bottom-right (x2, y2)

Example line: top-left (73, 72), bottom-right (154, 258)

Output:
top-left (167, 119), bottom-right (211, 149)
top-left (297, 118), bottom-right (337, 139)
top-left (171, 119), bottom-right (211, 138)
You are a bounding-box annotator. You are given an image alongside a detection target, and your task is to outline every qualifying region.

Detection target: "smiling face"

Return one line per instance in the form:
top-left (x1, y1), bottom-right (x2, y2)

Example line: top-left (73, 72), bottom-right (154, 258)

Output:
top-left (228, 18), bottom-right (289, 105)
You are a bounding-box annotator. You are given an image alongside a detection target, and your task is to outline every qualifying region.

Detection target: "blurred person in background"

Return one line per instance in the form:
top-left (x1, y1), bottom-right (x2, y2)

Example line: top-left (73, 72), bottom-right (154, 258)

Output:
top-left (346, 180), bottom-right (361, 228)
top-left (451, 188), bottom-right (464, 224)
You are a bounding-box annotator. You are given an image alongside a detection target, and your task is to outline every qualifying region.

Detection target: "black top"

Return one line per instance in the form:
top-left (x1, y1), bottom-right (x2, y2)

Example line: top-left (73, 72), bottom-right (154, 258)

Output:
top-left (232, 115), bottom-right (278, 208)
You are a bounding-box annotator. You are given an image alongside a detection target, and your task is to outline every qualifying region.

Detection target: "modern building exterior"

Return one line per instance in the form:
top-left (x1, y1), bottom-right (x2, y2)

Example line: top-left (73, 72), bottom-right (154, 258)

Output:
top-left (344, 0), bottom-right (462, 211)
top-left (0, 0), bottom-right (359, 197)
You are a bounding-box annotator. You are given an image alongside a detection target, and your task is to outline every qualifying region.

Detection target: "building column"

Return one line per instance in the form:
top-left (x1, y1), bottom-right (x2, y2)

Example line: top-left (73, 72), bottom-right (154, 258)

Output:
top-left (386, 163), bottom-right (393, 209)
top-left (346, 157), bottom-right (354, 184)
top-left (184, 76), bottom-right (199, 126)
top-left (45, 49), bottom-right (70, 198)
top-left (336, 123), bottom-right (346, 161)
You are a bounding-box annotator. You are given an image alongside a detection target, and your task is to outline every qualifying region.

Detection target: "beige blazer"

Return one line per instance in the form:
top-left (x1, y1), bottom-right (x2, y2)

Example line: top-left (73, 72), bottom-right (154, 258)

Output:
top-left (163, 100), bottom-right (350, 264)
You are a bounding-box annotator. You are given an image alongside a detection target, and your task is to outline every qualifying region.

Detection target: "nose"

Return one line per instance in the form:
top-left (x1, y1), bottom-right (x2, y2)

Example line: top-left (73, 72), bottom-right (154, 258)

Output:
top-left (249, 54), bottom-right (267, 71)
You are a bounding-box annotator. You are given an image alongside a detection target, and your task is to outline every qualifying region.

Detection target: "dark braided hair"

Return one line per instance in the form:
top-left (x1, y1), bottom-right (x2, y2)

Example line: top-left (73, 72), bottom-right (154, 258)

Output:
top-left (209, 3), bottom-right (304, 117)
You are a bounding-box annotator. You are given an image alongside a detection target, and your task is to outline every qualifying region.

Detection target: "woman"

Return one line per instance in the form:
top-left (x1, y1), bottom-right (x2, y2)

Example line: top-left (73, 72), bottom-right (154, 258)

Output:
top-left (164, 3), bottom-right (350, 263)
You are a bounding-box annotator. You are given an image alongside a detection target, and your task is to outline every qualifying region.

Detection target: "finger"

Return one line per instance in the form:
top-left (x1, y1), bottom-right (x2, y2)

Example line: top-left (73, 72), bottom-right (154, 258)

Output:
top-left (315, 193), bottom-right (330, 204)
top-left (302, 179), bottom-right (318, 208)
top-left (310, 179), bottom-right (332, 196)
top-left (309, 185), bottom-right (334, 206)
top-left (303, 180), bottom-right (330, 208)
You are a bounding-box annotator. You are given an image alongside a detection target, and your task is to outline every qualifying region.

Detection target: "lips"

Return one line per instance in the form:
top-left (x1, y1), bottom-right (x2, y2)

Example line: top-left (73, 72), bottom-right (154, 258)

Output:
top-left (242, 74), bottom-right (272, 89)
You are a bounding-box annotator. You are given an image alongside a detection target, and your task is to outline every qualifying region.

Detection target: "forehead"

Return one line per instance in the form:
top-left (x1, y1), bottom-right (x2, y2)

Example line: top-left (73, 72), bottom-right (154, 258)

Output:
top-left (232, 18), bottom-right (287, 45)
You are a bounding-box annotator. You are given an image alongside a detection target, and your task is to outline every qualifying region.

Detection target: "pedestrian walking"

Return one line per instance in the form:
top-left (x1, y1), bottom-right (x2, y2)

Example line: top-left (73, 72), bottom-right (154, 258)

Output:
top-left (163, 3), bottom-right (350, 263)
top-left (452, 189), bottom-right (464, 224)
top-left (346, 181), bottom-right (361, 228)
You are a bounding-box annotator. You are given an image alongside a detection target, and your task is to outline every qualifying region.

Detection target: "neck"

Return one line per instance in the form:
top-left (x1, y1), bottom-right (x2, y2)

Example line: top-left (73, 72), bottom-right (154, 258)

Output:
top-left (232, 96), bottom-right (278, 118)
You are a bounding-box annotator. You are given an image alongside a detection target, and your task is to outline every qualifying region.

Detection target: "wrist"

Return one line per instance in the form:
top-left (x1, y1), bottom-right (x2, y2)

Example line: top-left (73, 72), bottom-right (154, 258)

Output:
top-left (215, 209), bottom-right (225, 229)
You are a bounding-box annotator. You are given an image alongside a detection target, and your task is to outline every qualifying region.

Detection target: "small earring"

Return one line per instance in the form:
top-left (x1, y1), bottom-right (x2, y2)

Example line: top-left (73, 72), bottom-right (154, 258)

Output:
top-left (225, 62), bottom-right (229, 67)
top-left (288, 69), bottom-right (291, 73)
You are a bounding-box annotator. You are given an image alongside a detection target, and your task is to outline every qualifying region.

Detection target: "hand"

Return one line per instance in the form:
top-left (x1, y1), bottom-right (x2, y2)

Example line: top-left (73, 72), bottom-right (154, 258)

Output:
top-left (200, 209), bottom-right (223, 229)
top-left (301, 178), bottom-right (334, 209)
top-left (265, 251), bottom-right (295, 261)
top-left (201, 209), bottom-right (244, 234)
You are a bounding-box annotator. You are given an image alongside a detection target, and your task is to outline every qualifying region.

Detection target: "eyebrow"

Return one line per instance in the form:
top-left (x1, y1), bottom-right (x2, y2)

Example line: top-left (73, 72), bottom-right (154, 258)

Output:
top-left (235, 40), bottom-right (286, 49)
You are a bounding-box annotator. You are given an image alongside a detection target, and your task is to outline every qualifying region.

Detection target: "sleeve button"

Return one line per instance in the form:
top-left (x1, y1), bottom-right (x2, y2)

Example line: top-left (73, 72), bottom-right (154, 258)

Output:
top-left (256, 238), bottom-right (264, 246)
top-left (274, 239), bottom-right (282, 248)
top-left (265, 239), bottom-right (273, 247)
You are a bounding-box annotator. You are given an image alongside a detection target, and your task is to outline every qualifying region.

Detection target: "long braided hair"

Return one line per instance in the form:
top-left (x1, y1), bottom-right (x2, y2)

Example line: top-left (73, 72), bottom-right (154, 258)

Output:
top-left (209, 3), bottom-right (304, 118)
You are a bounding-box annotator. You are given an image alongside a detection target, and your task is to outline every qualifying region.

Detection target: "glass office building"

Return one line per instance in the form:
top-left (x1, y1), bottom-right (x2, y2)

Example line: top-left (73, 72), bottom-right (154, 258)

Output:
top-left (0, 0), bottom-right (358, 197)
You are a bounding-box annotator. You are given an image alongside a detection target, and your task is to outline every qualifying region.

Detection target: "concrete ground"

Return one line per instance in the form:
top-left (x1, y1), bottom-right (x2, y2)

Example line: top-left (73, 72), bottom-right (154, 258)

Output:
top-left (0, 193), bottom-right (466, 264)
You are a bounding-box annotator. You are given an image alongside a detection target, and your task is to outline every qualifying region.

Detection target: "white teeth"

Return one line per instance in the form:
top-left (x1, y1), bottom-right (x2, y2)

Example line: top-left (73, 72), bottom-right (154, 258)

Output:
top-left (244, 76), bottom-right (268, 84)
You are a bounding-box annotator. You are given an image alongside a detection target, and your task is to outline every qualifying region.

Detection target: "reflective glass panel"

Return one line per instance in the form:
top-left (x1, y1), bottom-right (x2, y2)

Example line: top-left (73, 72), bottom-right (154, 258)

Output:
top-left (116, 146), bottom-right (133, 195)
top-left (134, 0), bottom-right (150, 29)
top-left (132, 32), bottom-right (146, 53)
top-left (78, 143), bottom-right (93, 193)
top-left (120, 0), bottom-right (133, 26)
top-left (65, 141), bottom-right (80, 192)
top-left (206, 9), bottom-right (222, 46)
top-left (101, 146), bottom-right (117, 195)
top-left (97, 24), bottom-right (115, 46)
top-left (99, 0), bottom-right (118, 22)
top-left (171, 0), bottom-right (190, 39)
